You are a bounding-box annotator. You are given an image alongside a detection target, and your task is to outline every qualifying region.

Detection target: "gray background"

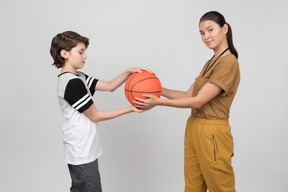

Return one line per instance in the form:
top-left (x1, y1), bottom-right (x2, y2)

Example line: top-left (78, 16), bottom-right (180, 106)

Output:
top-left (1, 0), bottom-right (287, 191)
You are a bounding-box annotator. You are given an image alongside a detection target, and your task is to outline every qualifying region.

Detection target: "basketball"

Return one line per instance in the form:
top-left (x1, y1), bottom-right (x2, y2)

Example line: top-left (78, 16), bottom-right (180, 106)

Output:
top-left (125, 71), bottom-right (162, 106)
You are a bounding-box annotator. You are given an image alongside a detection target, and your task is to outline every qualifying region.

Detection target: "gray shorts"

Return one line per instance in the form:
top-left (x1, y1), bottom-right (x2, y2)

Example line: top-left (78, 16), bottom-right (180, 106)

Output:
top-left (68, 159), bottom-right (102, 192)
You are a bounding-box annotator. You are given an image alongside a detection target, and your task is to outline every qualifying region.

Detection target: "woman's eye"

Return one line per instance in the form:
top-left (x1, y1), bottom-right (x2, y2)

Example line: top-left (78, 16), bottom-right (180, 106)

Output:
top-left (209, 29), bottom-right (213, 32)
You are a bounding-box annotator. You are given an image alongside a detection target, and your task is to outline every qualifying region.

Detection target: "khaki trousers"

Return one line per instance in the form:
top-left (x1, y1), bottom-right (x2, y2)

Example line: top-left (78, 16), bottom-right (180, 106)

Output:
top-left (184, 116), bottom-right (235, 192)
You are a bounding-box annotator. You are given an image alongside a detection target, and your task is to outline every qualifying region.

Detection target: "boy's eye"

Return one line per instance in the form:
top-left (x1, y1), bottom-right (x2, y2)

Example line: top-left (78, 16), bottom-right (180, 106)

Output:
top-left (209, 29), bottom-right (213, 32)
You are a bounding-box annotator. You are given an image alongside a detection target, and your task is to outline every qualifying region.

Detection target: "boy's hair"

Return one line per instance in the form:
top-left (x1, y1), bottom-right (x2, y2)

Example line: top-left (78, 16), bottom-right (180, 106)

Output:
top-left (50, 31), bottom-right (89, 68)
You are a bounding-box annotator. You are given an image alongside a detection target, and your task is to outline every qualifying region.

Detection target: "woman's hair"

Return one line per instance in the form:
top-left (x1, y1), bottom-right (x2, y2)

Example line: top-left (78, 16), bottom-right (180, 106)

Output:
top-left (199, 11), bottom-right (238, 59)
top-left (50, 31), bottom-right (89, 68)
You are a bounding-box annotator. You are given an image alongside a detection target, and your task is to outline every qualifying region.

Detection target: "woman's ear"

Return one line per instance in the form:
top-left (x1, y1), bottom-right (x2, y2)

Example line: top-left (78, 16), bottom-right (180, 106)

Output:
top-left (223, 23), bottom-right (229, 35)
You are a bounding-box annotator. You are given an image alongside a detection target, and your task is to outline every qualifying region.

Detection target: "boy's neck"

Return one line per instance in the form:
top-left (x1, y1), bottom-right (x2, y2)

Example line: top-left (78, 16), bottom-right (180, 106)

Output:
top-left (61, 65), bottom-right (77, 74)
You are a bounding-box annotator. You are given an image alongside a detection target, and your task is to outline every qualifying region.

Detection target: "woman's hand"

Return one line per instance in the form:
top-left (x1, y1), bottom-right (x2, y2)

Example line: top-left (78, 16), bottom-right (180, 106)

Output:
top-left (133, 95), bottom-right (160, 110)
top-left (126, 67), bottom-right (154, 74)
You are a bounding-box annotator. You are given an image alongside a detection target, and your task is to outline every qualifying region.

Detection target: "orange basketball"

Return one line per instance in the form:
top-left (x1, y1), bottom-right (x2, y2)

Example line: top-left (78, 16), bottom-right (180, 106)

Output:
top-left (125, 71), bottom-right (162, 106)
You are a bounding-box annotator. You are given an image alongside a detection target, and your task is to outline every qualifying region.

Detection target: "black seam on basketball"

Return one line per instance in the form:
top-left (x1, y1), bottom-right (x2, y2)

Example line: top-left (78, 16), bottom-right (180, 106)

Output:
top-left (126, 73), bottom-right (137, 104)
top-left (127, 73), bottom-right (137, 90)
top-left (131, 77), bottom-right (160, 92)
top-left (125, 89), bottom-right (161, 93)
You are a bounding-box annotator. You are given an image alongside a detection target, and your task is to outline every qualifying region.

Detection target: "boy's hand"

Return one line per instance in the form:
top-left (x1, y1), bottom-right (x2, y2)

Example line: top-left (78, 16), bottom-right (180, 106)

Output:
top-left (127, 67), bottom-right (154, 74)
top-left (130, 105), bottom-right (144, 113)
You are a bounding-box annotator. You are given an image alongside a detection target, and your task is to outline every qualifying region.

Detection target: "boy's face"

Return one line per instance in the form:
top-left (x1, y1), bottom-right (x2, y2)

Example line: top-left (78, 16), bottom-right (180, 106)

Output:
top-left (64, 42), bottom-right (87, 70)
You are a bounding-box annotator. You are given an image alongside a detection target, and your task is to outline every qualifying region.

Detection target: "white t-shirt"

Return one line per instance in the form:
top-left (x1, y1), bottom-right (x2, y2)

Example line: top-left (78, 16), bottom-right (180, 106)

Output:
top-left (57, 71), bottom-right (103, 165)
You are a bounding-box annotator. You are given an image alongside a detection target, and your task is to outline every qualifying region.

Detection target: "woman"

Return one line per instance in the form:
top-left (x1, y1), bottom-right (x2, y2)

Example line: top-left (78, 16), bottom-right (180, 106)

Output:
top-left (135, 11), bottom-right (240, 192)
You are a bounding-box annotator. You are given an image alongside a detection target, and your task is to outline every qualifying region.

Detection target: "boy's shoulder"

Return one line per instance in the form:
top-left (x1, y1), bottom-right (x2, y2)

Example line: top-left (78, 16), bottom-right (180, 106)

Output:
top-left (58, 71), bottom-right (87, 82)
top-left (58, 72), bottom-right (83, 92)
top-left (58, 72), bottom-right (81, 78)
top-left (58, 72), bottom-right (77, 79)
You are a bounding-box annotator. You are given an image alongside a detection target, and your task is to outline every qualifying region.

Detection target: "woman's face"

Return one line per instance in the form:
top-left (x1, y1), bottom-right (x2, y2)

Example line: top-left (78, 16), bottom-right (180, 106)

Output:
top-left (199, 20), bottom-right (227, 50)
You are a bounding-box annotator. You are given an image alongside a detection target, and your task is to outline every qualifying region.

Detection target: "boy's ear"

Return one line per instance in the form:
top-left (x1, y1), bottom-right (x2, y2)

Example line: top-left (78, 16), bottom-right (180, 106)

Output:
top-left (60, 49), bottom-right (69, 59)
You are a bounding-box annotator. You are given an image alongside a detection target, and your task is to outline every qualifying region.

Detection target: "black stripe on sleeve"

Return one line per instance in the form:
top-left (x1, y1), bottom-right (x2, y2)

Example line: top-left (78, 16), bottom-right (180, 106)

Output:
top-left (84, 74), bottom-right (98, 96)
top-left (64, 79), bottom-right (93, 113)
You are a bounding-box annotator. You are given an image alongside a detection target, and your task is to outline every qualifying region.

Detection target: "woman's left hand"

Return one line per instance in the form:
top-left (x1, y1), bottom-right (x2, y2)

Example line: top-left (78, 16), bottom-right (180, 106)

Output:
top-left (134, 95), bottom-right (160, 110)
top-left (126, 67), bottom-right (154, 74)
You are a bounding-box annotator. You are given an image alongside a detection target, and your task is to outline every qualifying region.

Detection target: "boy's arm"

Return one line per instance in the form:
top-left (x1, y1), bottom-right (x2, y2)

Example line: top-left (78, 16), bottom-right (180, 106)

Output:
top-left (64, 78), bottom-right (143, 122)
top-left (95, 67), bottom-right (153, 92)
top-left (83, 104), bottom-right (142, 123)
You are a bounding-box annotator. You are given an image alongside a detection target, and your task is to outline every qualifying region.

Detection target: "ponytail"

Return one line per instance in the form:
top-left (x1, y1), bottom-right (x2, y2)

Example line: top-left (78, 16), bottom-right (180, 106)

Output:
top-left (226, 23), bottom-right (238, 59)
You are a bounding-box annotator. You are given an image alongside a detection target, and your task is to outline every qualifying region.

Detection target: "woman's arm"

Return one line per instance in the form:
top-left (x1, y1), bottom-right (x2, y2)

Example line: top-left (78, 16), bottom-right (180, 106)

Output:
top-left (135, 82), bottom-right (221, 109)
top-left (83, 104), bottom-right (142, 123)
top-left (95, 67), bottom-right (153, 92)
top-left (162, 83), bottom-right (194, 99)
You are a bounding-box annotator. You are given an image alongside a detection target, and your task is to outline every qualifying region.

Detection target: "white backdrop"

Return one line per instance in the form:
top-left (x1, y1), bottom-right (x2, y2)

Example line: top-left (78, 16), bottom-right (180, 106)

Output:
top-left (1, 0), bottom-right (288, 191)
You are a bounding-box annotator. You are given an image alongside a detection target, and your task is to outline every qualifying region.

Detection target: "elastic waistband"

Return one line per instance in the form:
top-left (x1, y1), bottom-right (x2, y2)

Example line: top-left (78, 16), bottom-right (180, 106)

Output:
top-left (190, 116), bottom-right (229, 125)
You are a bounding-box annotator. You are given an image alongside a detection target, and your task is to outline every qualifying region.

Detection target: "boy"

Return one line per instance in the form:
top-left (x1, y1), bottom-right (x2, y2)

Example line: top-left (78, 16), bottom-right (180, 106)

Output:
top-left (50, 31), bottom-right (149, 192)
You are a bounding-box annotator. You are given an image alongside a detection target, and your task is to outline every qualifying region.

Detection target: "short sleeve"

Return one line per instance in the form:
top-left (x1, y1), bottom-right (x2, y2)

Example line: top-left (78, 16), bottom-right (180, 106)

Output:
top-left (208, 60), bottom-right (239, 95)
top-left (84, 74), bottom-right (98, 96)
top-left (64, 79), bottom-right (93, 113)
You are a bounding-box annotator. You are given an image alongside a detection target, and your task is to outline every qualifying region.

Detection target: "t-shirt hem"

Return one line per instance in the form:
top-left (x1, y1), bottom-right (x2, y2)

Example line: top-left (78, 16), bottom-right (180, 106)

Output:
top-left (64, 150), bottom-right (103, 165)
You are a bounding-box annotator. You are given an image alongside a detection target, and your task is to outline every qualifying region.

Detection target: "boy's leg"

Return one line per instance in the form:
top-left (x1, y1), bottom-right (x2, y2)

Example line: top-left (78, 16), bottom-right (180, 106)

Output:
top-left (68, 159), bottom-right (102, 192)
top-left (184, 116), bottom-right (207, 192)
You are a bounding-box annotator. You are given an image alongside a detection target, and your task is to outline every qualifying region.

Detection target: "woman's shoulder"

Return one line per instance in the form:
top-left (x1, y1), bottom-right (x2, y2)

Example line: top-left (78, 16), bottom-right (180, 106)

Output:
top-left (216, 54), bottom-right (239, 72)
top-left (221, 54), bottom-right (237, 62)
top-left (219, 54), bottom-right (238, 65)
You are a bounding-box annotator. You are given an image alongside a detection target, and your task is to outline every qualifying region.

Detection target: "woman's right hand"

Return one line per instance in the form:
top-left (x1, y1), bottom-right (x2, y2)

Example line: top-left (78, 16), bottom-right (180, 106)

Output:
top-left (133, 95), bottom-right (160, 110)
